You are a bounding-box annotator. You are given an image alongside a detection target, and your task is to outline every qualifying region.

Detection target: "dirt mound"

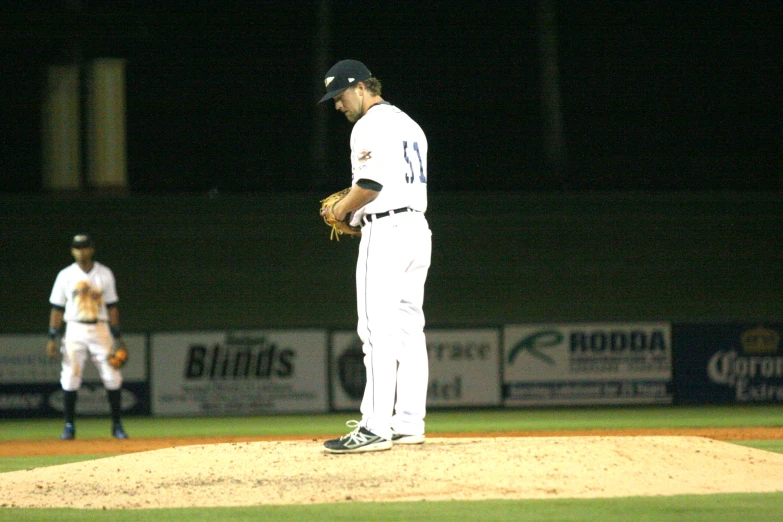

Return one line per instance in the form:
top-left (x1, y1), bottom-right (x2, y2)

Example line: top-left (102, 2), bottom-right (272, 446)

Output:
top-left (3, 436), bottom-right (783, 509)
top-left (2, 427), bottom-right (782, 457)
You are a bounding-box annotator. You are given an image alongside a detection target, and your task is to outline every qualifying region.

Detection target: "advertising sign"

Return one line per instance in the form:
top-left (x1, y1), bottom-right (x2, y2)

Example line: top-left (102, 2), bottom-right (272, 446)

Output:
top-left (673, 323), bottom-right (783, 404)
top-left (330, 328), bottom-right (501, 411)
top-left (150, 330), bottom-right (328, 415)
top-left (503, 323), bottom-right (672, 405)
top-left (0, 333), bottom-right (148, 418)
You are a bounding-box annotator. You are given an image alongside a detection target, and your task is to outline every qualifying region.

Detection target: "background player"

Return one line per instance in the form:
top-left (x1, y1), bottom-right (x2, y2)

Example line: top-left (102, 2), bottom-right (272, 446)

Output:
top-left (319, 59), bottom-right (432, 453)
top-left (46, 233), bottom-right (129, 440)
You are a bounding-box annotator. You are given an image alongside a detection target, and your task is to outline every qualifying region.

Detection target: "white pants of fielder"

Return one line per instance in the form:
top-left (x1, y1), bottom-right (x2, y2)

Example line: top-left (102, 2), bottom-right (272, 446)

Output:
top-left (60, 321), bottom-right (123, 391)
top-left (356, 210), bottom-right (431, 440)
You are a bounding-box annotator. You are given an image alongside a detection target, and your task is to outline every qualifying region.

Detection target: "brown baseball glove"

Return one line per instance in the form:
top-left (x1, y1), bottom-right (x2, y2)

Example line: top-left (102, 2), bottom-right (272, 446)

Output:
top-left (109, 339), bottom-right (128, 369)
top-left (320, 188), bottom-right (361, 241)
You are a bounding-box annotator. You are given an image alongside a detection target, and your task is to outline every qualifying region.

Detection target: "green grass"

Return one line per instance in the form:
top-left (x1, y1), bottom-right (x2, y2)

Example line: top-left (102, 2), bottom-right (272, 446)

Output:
top-left (2, 494), bottom-right (783, 522)
top-left (0, 455), bottom-right (112, 474)
top-left (4, 405), bottom-right (781, 442)
top-left (732, 440), bottom-right (783, 453)
top-left (1, 406), bottom-right (782, 521)
top-left (425, 405), bottom-right (783, 432)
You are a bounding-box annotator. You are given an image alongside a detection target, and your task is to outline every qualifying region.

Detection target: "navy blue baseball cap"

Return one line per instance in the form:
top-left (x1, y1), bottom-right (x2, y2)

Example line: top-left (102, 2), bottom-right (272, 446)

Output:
top-left (71, 233), bottom-right (93, 248)
top-left (318, 59), bottom-right (372, 103)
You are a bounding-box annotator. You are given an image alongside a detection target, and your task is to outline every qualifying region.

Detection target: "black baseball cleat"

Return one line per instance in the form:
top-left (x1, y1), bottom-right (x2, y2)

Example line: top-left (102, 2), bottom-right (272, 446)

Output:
top-left (60, 422), bottom-right (76, 440)
top-left (391, 428), bottom-right (425, 445)
top-left (323, 421), bottom-right (392, 454)
top-left (112, 422), bottom-right (129, 439)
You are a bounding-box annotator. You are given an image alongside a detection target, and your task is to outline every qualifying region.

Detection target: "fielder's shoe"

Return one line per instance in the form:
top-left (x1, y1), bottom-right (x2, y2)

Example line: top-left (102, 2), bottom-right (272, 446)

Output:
top-left (112, 422), bottom-right (129, 439)
top-left (60, 422), bottom-right (76, 440)
top-left (391, 428), bottom-right (425, 445)
top-left (323, 420), bottom-right (392, 454)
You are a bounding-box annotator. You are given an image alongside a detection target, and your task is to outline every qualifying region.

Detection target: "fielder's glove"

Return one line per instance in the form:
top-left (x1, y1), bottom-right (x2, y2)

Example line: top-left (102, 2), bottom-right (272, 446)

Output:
top-left (109, 339), bottom-right (128, 369)
top-left (320, 188), bottom-right (361, 241)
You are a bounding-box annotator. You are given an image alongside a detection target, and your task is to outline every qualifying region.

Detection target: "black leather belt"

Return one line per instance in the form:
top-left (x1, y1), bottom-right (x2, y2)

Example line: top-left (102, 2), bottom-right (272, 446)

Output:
top-left (74, 319), bottom-right (104, 324)
top-left (363, 207), bottom-right (414, 225)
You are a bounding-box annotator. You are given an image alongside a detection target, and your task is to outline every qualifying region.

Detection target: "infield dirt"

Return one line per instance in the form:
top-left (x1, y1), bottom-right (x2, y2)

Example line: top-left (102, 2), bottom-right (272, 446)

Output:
top-left (2, 428), bottom-right (783, 509)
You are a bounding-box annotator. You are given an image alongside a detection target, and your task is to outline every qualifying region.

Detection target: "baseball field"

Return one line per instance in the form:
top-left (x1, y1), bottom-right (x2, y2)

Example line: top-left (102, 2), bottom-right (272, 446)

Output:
top-left (1, 405), bottom-right (782, 521)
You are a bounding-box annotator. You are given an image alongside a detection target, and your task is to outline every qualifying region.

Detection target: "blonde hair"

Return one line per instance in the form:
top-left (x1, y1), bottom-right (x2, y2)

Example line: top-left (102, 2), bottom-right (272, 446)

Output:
top-left (361, 77), bottom-right (382, 96)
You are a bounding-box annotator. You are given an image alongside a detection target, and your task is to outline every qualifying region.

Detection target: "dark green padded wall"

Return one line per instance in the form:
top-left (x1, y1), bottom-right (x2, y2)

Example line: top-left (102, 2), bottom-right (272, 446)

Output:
top-left (1, 192), bottom-right (780, 333)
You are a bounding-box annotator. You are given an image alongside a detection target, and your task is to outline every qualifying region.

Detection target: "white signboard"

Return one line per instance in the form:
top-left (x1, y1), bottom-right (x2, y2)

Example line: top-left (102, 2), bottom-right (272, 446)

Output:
top-left (0, 333), bottom-right (147, 416)
top-left (0, 333), bottom-right (147, 383)
top-left (426, 329), bottom-right (501, 406)
top-left (151, 330), bottom-right (328, 416)
top-left (329, 331), bottom-right (365, 411)
top-left (503, 323), bottom-right (672, 405)
top-left (330, 328), bottom-right (501, 411)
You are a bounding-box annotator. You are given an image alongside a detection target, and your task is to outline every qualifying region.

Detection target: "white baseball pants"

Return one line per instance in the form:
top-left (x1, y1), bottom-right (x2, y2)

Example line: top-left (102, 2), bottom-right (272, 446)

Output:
top-left (60, 321), bottom-right (123, 391)
top-left (356, 211), bottom-right (431, 440)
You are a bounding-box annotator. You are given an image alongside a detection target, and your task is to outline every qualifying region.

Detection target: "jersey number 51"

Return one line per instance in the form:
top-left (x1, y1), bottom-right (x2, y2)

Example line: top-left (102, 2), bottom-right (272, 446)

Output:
top-left (403, 141), bottom-right (426, 184)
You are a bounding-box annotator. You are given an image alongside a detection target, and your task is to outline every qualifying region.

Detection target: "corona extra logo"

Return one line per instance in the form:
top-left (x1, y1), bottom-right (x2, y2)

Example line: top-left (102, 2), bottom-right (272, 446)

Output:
top-left (741, 326), bottom-right (779, 355)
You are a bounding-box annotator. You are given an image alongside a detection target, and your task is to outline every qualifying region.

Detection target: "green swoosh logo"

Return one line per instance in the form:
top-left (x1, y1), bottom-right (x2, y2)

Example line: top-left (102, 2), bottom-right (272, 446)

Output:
top-left (507, 330), bottom-right (563, 365)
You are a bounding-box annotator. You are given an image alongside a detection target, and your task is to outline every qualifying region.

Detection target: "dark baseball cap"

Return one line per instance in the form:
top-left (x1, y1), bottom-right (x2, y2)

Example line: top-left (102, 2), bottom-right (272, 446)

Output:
top-left (318, 59), bottom-right (372, 103)
top-left (71, 234), bottom-right (93, 248)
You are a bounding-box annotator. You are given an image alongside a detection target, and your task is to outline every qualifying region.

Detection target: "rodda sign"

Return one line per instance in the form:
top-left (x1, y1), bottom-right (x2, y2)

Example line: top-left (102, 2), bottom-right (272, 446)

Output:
top-left (503, 323), bottom-right (672, 406)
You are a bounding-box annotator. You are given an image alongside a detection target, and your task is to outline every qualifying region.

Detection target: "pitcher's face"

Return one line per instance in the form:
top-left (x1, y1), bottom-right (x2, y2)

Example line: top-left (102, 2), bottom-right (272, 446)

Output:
top-left (333, 86), bottom-right (364, 123)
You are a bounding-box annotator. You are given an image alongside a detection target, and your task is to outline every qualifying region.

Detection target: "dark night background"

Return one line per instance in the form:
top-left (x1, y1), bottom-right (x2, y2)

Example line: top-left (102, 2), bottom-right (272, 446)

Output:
top-left (1, 1), bottom-right (781, 194)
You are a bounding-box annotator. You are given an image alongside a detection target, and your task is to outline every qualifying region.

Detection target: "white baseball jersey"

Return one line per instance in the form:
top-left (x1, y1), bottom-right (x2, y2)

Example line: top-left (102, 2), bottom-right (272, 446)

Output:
top-left (49, 262), bottom-right (118, 323)
top-left (349, 102), bottom-right (428, 227)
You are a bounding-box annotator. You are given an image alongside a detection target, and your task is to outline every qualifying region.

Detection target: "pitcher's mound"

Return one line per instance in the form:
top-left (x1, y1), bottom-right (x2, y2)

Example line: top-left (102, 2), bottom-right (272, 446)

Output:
top-left (2, 436), bottom-right (783, 509)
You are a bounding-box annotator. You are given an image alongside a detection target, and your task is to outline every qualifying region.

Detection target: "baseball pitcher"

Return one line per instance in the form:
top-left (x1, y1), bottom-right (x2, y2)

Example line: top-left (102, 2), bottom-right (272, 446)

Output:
top-left (319, 60), bottom-right (432, 454)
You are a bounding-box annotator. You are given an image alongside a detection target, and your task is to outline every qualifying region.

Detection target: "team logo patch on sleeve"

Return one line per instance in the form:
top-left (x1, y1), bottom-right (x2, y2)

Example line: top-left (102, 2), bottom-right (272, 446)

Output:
top-left (358, 150), bottom-right (372, 163)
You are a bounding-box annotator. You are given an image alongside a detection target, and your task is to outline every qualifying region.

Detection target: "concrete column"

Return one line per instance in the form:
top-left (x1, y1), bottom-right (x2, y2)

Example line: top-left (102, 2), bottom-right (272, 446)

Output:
top-left (42, 64), bottom-right (82, 191)
top-left (86, 58), bottom-right (127, 191)
top-left (312, 0), bottom-right (331, 189)
top-left (537, 0), bottom-right (567, 177)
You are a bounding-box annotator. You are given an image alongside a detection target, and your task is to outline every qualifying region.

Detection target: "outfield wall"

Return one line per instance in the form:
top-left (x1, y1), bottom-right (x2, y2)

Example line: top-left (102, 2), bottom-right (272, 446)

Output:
top-left (2, 191), bottom-right (780, 416)
top-left (1, 322), bottom-right (780, 418)
top-left (1, 191), bottom-right (780, 334)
